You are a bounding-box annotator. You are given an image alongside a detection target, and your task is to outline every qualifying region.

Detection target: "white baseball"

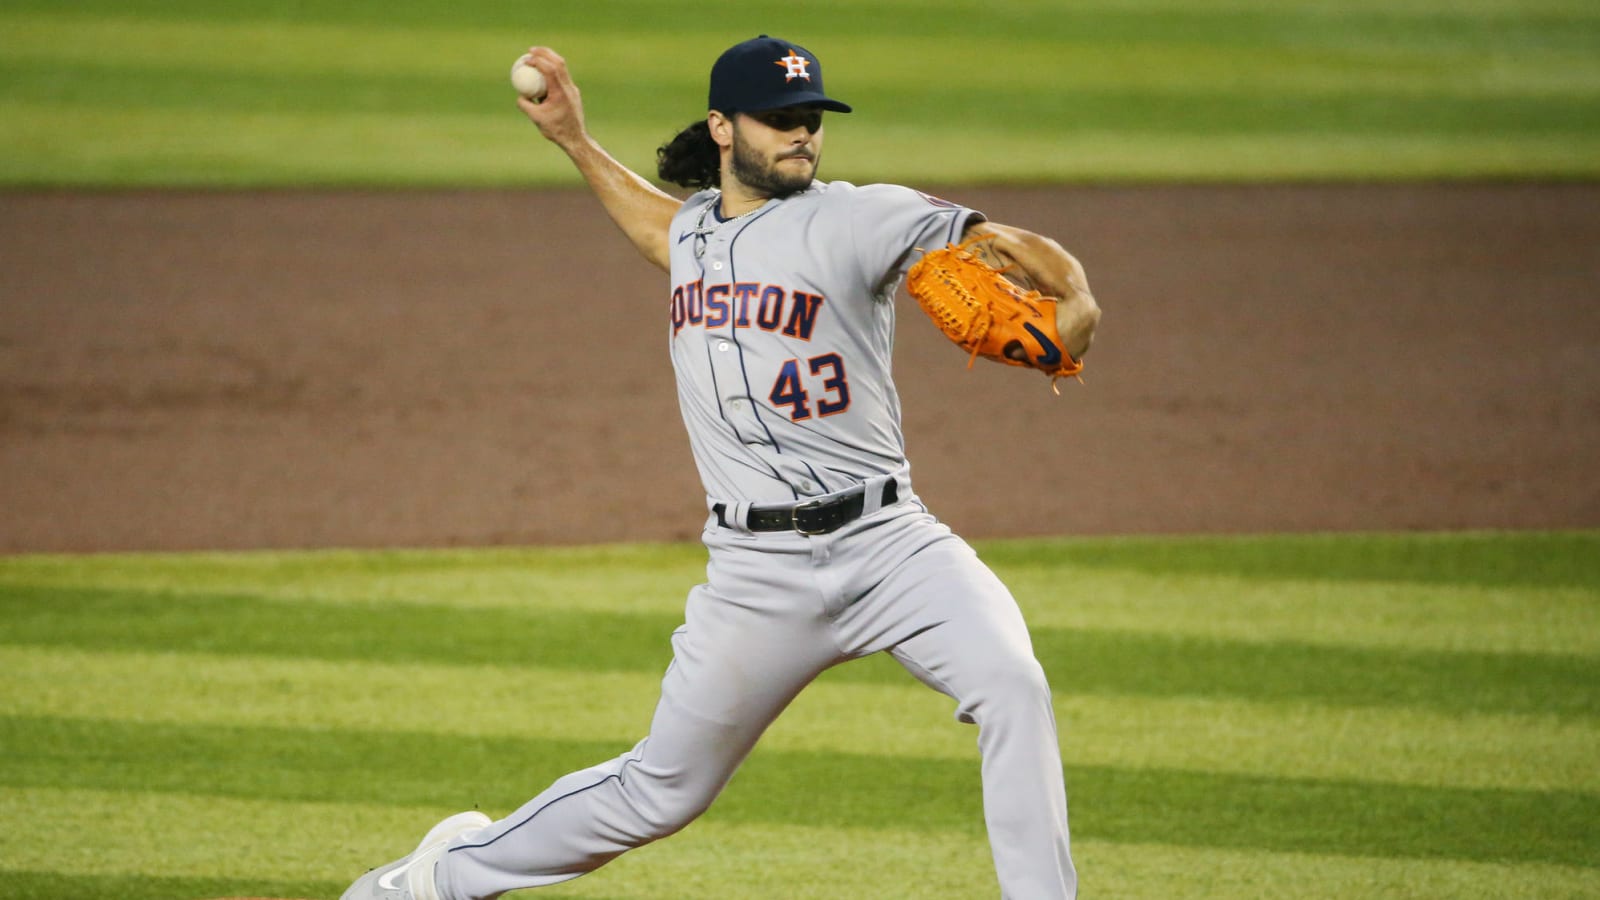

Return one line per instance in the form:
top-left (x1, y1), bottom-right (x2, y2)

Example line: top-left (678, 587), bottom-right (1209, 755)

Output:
top-left (510, 56), bottom-right (547, 101)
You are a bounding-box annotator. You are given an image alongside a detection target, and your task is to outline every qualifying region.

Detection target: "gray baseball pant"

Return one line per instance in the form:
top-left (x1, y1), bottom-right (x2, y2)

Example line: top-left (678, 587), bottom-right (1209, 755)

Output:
top-left (435, 497), bottom-right (1075, 899)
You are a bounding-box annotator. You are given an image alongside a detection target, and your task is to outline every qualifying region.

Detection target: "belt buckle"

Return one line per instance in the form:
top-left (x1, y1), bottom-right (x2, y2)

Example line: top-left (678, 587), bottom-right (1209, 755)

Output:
top-left (790, 497), bottom-right (831, 536)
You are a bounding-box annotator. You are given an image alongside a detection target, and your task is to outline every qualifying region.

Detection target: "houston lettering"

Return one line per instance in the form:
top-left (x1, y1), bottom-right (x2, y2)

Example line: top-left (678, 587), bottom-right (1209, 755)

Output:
top-left (671, 280), bottom-right (825, 340)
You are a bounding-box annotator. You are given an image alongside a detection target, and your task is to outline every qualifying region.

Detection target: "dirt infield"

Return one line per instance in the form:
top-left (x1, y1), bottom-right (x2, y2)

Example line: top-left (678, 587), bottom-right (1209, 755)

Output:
top-left (2, 184), bottom-right (1596, 553)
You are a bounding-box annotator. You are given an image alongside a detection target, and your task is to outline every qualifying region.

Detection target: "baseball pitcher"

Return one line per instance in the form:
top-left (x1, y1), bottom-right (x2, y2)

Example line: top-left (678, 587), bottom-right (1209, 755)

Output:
top-left (342, 34), bottom-right (1100, 900)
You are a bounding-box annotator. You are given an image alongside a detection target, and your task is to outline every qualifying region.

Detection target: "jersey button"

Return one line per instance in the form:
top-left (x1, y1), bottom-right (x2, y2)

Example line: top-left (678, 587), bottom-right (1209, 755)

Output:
top-left (718, 341), bottom-right (731, 352)
top-left (711, 261), bottom-right (724, 271)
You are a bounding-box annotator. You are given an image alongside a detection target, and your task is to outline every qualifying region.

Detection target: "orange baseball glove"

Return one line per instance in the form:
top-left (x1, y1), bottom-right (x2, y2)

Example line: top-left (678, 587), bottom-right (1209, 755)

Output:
top-left (906, 235), bottom-right (1084, 389)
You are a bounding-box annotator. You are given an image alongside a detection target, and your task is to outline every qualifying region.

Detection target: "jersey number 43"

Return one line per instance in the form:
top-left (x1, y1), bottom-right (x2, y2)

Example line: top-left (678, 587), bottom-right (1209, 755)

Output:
top-left (770, 353), bottom-right (851, 420)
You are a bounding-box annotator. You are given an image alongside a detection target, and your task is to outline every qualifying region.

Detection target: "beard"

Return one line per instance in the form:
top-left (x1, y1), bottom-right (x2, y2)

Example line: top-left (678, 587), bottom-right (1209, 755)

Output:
top-left (729, 124), bottom-right (818, 198)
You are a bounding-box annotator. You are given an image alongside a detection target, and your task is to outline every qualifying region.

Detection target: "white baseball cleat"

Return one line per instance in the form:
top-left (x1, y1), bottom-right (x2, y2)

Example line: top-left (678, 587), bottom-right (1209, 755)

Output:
top-left (341, 810), bottom-right (493, 900)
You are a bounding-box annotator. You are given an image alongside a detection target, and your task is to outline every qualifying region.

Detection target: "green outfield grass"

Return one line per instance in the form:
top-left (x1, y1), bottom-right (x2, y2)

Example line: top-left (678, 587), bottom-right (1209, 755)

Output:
top-left (2, 0), bottom-right (1598, 186)
top-left (2, 530), bottom-right (1598, 899)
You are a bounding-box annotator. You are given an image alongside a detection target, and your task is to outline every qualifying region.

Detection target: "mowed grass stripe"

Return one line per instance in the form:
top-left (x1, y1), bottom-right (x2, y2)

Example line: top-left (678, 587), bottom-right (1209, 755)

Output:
top-left (5, 3), bottom-right (1600, 185)
top-left (5, 584), bottom-right (1597, 717)
top-left (5, 57), bottom-right (1595, 137)
top-left (0, 541), bottom-right (709, 614)
top-left (8, 838), bottom-right (1600, 900)
top-left (0, 786), bottom-right (432, 886)
top-left (5, 533), bottom-right (1594, 652)
top-left (0, 873), bottom-right (343, 900)
top-left (19, 11), bottom-right (1553, 106)
top-left (0, 786), bottom-right (972, 899)
top-left (1074, 841), bottom-right (1600, 900)
top-left (6, 101), bottom-right (1599, 187)
top-left (863, 83), bottom-right (1600, 136)
top-left (5, 717), bottom-right (1597, 867)
top-left (5, 14), bottom-right (1596, 123)
top-left (1015, 575), bottom-right (1600, 657)
top-left (5, 788), bottom-right (1598, 900)
top-left (0, 59), bottom-right (510, 118)
top-left (0, 102), bottom-right (561, 188)
top-left (8, 531), bottom-right (1594, 618)
top-left (7, 1), bottom-right (1599, 56)
top-left (984, 530), bottom-right (1600, 590)
top-left (9, 647), bottom-right (1597, 792)
top-left (4, 565), bottom-right (1590, 655)
top-left (0, 15), bottom-right (553, 77)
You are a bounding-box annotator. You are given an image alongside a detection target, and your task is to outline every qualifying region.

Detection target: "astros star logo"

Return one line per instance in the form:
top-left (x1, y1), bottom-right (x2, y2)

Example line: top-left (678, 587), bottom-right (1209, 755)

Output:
top-left (775, 50), bottom-right (812, 81)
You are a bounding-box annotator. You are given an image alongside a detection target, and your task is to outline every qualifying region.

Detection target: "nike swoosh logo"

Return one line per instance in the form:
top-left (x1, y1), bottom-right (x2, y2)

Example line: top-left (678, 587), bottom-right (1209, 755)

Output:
top-left (677, 231), bottom-right (695, 244)
top-left (1023, 323), bottom-right (1063, 366)
top-left (378, 858), bottom-right (416, 891)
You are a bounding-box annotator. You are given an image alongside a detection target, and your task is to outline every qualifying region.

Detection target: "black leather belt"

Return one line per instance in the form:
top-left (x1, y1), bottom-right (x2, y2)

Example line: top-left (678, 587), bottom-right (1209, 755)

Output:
top-left (714, 481), bottom-right (899, 536)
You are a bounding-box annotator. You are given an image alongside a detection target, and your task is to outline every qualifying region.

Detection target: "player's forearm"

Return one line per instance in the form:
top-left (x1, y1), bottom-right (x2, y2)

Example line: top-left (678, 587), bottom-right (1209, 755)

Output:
top-left (514, 47), bottom-right (677, 272)
top-left (969, 221), bottom-right (1100, 359)
top-left (561, 137), bottom-right (679, 272)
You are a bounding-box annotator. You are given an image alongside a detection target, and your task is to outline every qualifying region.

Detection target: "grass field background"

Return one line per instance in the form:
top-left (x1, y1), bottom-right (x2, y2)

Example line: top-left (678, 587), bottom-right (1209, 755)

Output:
top-left (2, 531), bottom-right (1597, 898)
top-left (3, 0), bottom-right (1599, 186)
top-left (5, 1), bottom-right (1598, 897)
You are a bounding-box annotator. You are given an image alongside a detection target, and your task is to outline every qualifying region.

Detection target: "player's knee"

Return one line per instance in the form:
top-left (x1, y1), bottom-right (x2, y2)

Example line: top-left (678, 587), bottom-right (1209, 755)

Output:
top-left (630, 779), bottom-right (720, 838)
top-left (992, 646), bottom-right (1056, 711)
top-left (1000, 655), bottom-right (1053, 701)
top-left (966, 654), bottom-right (1054, 720)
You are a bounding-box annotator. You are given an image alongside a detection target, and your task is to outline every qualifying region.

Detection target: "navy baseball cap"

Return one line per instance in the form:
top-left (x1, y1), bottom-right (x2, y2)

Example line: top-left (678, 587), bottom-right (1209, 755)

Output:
top-left (708, 35), bottom-right (852, 114)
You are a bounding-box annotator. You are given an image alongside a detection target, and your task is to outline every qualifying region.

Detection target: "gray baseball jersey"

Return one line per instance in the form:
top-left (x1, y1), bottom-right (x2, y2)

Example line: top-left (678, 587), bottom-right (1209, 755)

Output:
top-left (433, 181), bottom-right (1077, 900)
top-left (667, 180), bottom-right (976, 504)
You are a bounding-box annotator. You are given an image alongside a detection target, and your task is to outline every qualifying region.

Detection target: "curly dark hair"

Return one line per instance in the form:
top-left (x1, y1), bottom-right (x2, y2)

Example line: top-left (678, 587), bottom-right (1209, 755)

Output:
top-left (657, 119), bottom-right (720, 190)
